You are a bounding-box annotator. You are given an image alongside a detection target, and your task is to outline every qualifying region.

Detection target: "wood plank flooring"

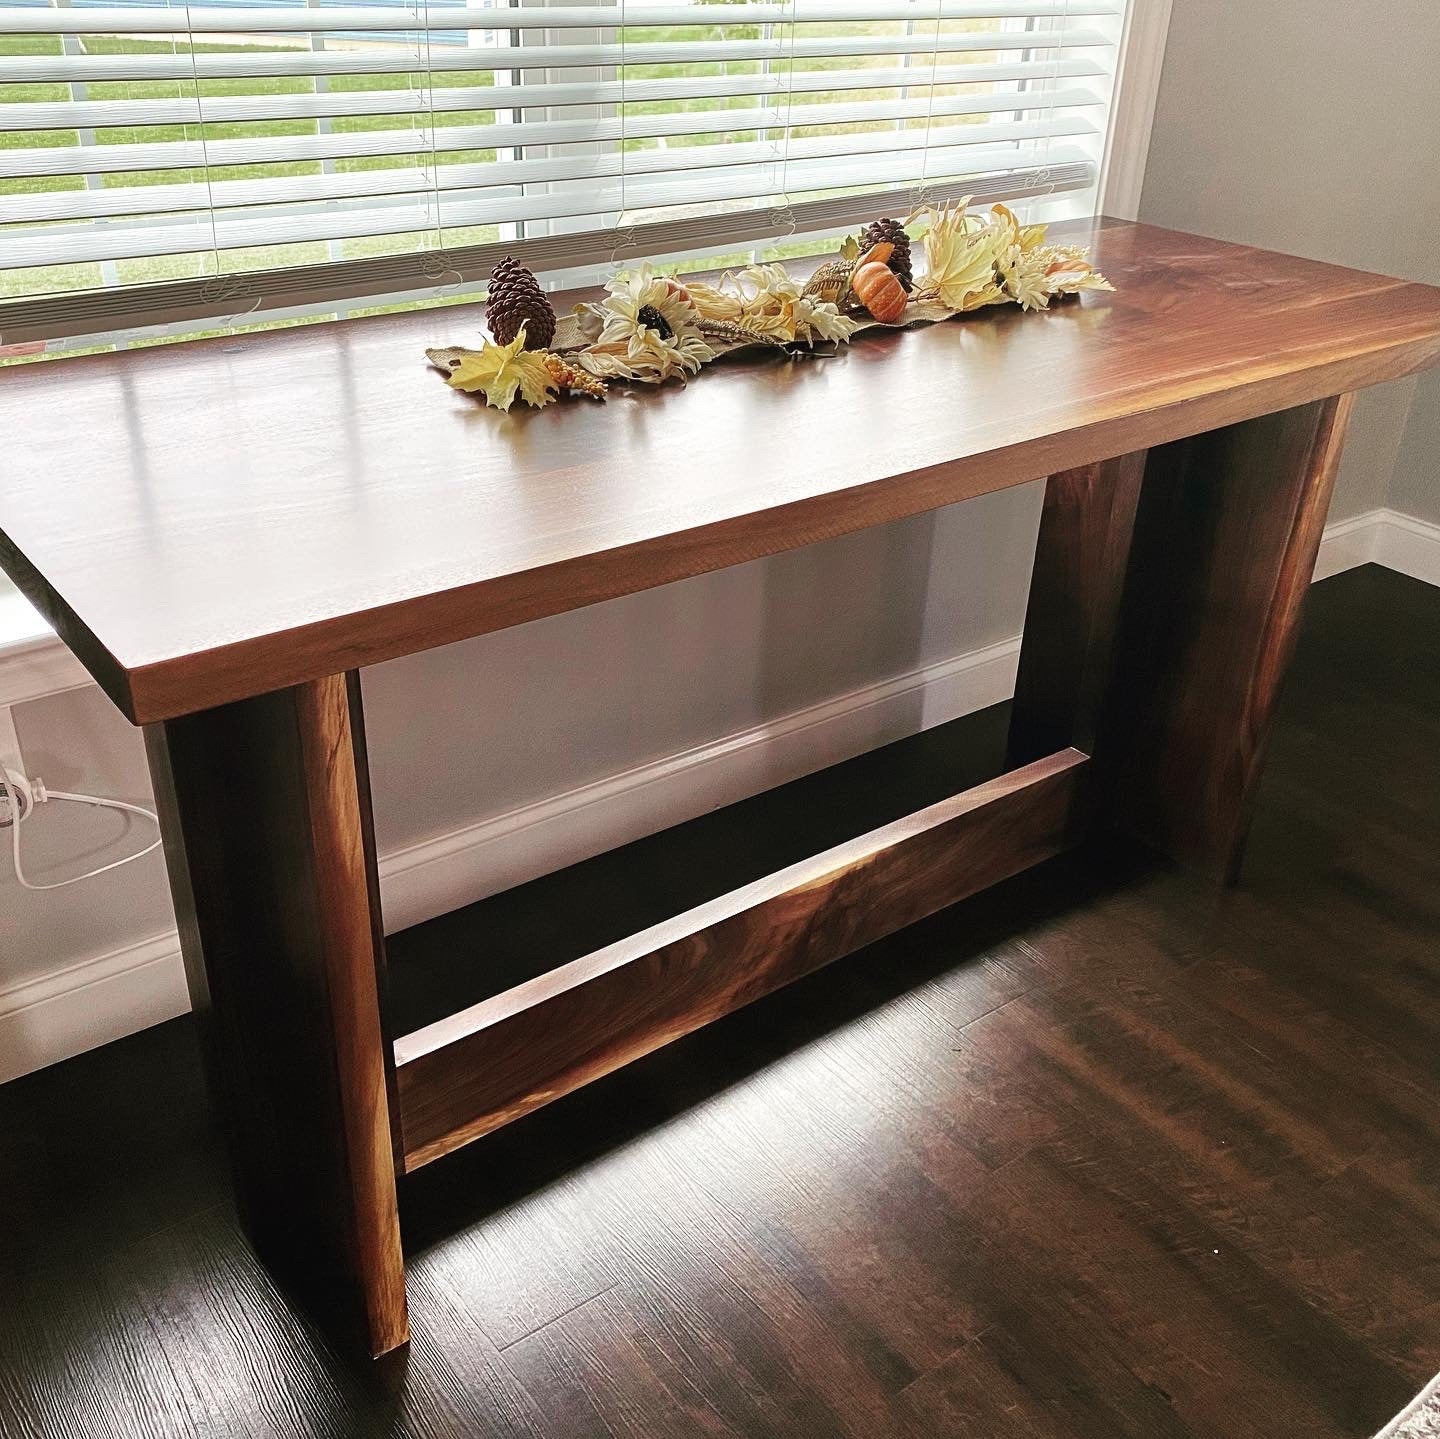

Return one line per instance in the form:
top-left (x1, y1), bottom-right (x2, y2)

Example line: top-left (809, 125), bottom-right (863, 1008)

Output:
top-left (2, 563), bottom-right (1437, 1439)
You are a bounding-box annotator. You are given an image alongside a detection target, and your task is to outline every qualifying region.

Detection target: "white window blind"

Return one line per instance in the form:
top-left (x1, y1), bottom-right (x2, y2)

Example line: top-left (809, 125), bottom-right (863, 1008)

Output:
top-left (0, 0), bottom-right (1126, 345)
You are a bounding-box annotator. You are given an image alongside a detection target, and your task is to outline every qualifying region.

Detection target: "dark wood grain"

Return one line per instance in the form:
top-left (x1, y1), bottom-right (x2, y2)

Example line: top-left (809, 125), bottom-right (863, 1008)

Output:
top-left (1110, 393), bottom-right (1355, 879)
top-left (144, 671), bottom-right (408, 1358)
top-left (2, 223), bottom-right (1438, 722)
top-left (1, 566), bottom-right (1437, 1439)
top-left (393, 748), bottom-right (1092, 1169)
top-left (1007, 450), bottom-right (1148, 767)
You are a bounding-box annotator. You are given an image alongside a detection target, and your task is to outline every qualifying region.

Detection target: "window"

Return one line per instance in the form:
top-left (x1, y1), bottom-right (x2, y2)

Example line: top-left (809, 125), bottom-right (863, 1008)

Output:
top-left (0, 0), bottom-right (1127, 351)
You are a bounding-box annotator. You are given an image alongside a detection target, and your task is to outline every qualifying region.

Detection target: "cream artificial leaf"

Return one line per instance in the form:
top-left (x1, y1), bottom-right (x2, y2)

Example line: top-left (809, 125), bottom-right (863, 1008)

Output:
top-left (573, 301), bottom-right (607, 343)
top-left (990, 203), bottom-right (1020, 244)
top-left (571, 343), bottom-right (645, 381)
top-left (912, 200), bottom-right (1005, 312)
top-left (997, 245), bottom-right (1053, 312)
top-left (1036, 243), bottom-right (1116, 297)
top-left (1055, 270), bottom-right (1117, 295)
top-left (797, 297), bottom-right (862, 344)
top-left (447, 327), bottom-right (558, 411)
top-left (684, 281), bottom-right (745, 323)
top-left (990, 203), bottom-right (1047, 254)
top-left (928, 225), bottom-right (1004, 311)
top-left (726, 264), bottom-right (862, 345)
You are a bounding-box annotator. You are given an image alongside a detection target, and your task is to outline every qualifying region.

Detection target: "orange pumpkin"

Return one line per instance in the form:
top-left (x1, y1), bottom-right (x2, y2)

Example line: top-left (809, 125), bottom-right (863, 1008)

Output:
top-left (851, 259), bottom-right (907, 324)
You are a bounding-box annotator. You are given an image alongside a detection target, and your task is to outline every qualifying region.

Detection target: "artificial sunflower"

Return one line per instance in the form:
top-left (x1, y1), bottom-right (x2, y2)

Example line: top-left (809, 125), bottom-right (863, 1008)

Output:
top-left (572, 264), bottom-right (715, 382)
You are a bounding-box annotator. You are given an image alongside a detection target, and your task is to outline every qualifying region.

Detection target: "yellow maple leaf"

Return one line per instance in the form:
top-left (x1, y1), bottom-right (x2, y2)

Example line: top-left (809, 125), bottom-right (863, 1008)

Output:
top-left (919, 205), bottom-right (1005, 312)
top-left (959, 282), bottom-right (1009, 312)
top-left (446, 327), bottom-right (558, 411)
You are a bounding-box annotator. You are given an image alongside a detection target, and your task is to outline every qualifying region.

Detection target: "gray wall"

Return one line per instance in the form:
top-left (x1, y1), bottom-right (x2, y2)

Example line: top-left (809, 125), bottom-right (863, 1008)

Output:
top-left (1140, 0), bottom-right (1440, 522)
top-left (3, 686), bottom-right (171, 972)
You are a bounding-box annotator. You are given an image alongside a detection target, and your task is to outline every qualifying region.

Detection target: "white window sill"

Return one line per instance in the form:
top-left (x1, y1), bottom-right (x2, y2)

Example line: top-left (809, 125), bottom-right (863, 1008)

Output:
top-left (0, 582), bottom-right (91, 708)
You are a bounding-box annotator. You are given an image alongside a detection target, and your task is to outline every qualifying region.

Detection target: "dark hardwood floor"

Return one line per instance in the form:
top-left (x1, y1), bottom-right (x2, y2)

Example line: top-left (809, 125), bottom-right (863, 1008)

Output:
top-left (2, 563), bottom-right (1438, 1439)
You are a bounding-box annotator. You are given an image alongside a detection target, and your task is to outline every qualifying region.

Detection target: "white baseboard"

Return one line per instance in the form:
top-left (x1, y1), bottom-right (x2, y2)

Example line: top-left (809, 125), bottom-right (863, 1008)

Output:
top-left (0, 932), bottom-right (189, 1084)
top-left (4, 504), bottom-right (1438, 1082)
top-left (1373, 509), bottom-right (1440, 587)
top-left (1312, 506), bottom-right (1440, 586)
top-left (0, 635), bottom-right (1021, 1082)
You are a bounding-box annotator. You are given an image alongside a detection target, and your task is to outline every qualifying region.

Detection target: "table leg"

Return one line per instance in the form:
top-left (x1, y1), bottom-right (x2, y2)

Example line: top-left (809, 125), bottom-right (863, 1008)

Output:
top-left (144, 672), bottom-right (408, 1358)
top-left (1007, 451), bottom-right (1149, 770)
top-left (1010, 394), bottom-right (1354, 883)
top-left (1112, 394), bottom-right (1354, 880)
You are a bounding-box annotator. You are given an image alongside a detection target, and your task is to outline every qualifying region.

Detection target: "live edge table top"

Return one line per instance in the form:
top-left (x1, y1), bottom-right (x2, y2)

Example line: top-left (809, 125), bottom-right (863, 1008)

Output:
top-left (4, 218), bottom-right (1440, 725)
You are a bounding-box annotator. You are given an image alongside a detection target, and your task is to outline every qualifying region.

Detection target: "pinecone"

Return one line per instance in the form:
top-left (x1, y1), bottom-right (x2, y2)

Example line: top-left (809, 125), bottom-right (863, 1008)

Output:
top-left (486, 256), bottom-right (557, 350)
top-left (859, 217), bottom-right (913, 293)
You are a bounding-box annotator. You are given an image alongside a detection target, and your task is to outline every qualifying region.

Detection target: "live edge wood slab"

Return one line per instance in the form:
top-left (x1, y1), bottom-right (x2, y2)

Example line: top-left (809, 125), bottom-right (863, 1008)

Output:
top-left (4, 219), bottom-right (1440, 1358)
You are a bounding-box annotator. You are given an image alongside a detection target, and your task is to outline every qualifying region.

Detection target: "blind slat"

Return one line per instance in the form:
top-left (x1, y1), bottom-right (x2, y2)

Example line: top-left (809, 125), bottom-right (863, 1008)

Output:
top-left (0, 57), bottom-right (1105, 131)
top-left (0, 28), bottom-right (1111, 83)
top-left (0, 0), bottom-right (1122, 33)
top-left (1, 117), bottom-right (1098, 224)
top-left (8, 142), bottom-right (1093, 266)
top-left (0, 88), bottom-right (1103, 180)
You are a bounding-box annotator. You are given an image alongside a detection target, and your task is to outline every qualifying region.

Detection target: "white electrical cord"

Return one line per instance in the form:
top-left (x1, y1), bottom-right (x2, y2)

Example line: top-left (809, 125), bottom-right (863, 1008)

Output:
top-left (2, 767), bottom-right (161, 892)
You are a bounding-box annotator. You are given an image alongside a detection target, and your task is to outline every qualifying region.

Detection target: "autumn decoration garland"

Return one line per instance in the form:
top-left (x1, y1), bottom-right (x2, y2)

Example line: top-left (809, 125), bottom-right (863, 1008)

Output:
top-left (425, 198), bottom-right (1114, 413)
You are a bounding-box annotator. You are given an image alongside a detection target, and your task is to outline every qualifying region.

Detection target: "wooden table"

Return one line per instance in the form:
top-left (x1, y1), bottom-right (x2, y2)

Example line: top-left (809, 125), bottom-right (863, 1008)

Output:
top-left (4, 219), bottom-right (1439, 1359)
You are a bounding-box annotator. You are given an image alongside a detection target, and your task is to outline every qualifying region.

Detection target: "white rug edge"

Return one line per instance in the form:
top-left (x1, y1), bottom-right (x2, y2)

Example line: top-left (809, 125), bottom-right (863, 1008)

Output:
top-left (1375, 1373), bottom-right (1440, 1439)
